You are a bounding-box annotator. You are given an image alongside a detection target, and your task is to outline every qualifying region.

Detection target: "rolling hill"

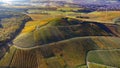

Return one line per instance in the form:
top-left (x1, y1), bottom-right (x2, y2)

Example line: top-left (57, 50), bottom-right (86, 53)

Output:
top-left (13, 17), bottom-right (118, 48)
top-left (0, 17), bottom-right (120, 68)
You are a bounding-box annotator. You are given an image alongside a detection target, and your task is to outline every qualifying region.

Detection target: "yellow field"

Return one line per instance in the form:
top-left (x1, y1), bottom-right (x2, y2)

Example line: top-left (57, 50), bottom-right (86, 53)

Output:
top-left (21, 14), bottom-right (58, 33)
top-left (57, 7), bottom-right (83, 11)
top-left (87, 11), bottom-right (120, 23)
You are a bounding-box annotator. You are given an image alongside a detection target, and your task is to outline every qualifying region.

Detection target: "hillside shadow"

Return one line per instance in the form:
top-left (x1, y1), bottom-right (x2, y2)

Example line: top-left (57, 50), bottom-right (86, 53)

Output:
top-left (0, 24), bottom-right (3, 28)
top-left (0, 42), bottom-right (9, 59)
top-left (82, 21), bottom-right (117, 36)
top-left (76, 9), bottom-right (95, 13)
top-left (37, 22), bottom-right (117, 46)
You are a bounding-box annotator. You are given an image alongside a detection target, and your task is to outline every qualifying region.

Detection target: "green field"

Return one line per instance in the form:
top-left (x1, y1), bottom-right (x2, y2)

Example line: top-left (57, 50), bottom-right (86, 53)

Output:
top-left (87, 49), bottom-right (120, 68)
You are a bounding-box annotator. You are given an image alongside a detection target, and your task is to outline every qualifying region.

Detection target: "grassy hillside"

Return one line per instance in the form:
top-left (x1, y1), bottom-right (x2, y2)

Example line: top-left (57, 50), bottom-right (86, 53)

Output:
top-left (87, 49), bottom-right (120, 68)
top-left (13, 17), bottom-right (117, 48)
top-left (21, 14), bottom-right (58, 34)
top-left (1, 37), bottom-right (120, 68)
top-left (47, 17), bottom-right (80, 26)
top-left (0, 46), bottom-right (17, 66)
